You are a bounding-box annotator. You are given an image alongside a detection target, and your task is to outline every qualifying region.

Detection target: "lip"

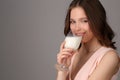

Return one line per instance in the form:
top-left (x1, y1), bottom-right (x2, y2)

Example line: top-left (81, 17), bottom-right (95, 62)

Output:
top-left (75, 33), bottom-right (85, 36)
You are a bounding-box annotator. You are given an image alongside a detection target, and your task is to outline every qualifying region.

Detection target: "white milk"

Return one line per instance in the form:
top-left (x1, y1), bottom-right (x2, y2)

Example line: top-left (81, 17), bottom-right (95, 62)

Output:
top-left (64, 36), bottom-right (82, 50)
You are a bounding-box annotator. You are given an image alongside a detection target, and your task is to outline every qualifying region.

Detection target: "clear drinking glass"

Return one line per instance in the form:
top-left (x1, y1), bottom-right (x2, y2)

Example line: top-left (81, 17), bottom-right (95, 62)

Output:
top-left (64, 31), bottom-right (82, 50)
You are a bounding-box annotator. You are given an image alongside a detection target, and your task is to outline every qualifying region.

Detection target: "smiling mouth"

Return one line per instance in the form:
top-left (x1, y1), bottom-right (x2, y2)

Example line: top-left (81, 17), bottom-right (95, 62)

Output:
top-left (75, 33), bottom-right (85, 36)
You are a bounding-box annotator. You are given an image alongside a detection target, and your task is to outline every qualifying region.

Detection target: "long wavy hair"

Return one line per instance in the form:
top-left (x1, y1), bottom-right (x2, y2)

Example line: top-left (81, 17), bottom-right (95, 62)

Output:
top-left (64, 0), bottom-right (116, 49)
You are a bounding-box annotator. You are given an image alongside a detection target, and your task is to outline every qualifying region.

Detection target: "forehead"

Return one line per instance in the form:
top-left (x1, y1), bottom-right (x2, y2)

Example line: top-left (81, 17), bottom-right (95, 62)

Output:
top-left (70, 7), bottom-right (87, 19)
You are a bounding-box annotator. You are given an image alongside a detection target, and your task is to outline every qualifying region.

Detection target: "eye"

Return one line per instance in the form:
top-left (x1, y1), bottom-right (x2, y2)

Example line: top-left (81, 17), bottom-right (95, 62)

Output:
top-left (81, 19), bottom-right (88, 23)
top-left (70, 20), bottom-right (76, 24)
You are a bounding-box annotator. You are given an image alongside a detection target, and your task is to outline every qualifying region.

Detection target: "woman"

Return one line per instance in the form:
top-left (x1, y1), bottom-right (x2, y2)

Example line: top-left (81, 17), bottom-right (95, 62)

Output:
top-left (56, 0), bottom-right (120, 80)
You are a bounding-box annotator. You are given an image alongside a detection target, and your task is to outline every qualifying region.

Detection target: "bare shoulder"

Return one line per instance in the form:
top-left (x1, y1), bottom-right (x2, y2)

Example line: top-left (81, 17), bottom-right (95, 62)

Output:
top-left (89, 49), bottom-right (120, 80)
top-left (102, 49), bottom-right (120, 66)
top-left (100, 49), bottom-right (120, 70)
top-left (98, 49), bottom-right (120, 75)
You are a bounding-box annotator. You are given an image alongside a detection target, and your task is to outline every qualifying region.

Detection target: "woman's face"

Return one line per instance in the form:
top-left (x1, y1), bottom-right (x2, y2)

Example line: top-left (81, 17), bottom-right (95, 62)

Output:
top-left (70, 7), bottom-right (94, 43)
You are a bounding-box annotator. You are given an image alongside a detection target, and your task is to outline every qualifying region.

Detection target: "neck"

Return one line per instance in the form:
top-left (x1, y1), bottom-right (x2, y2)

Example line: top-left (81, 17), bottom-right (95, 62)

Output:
top-left (84, 37), bottom-right (102, 54)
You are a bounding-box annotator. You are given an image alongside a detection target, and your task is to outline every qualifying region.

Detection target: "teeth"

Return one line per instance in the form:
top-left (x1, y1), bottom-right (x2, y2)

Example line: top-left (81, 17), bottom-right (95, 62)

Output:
top-left (76, 34), bottom-right (83, 36)
top-left (77, 33), bottom-right (85, 36)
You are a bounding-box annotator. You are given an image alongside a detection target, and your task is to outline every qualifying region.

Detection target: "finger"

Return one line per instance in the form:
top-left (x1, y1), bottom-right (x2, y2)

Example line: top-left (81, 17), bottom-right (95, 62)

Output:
top-left (57, 52), bottom-right (73, 59)
top-left (57, 52), bottom-right (71, 60)
top-left (57, 52), bottom-right (72, 60)
top-left (57, 52), bottom-right (74, 64)
top-left (60, 41), bottom-right (66, 51)
top-left (62, 55), bottom-right (73, 66)
top-left (57, 55), bottom-right (68, 64)
top-left (62, 48), bottom-right (74, 53)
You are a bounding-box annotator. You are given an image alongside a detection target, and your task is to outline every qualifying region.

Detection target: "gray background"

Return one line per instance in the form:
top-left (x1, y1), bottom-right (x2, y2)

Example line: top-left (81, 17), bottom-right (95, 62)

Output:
top-left (0, 0), bottom-right (120, 80)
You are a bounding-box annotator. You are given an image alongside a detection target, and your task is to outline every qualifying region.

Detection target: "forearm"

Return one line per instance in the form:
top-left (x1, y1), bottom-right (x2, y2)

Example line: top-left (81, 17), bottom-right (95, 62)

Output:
top-left (57, 71), bottom-right (68, 80)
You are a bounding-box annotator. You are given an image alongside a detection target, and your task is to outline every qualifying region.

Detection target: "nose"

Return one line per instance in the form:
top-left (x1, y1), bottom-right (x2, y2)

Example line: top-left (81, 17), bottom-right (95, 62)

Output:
top-left (75, 22), bottom-right (81, 31)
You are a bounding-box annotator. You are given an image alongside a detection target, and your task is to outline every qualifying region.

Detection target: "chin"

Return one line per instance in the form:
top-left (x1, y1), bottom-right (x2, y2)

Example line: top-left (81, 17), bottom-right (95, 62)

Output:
top-left (81, 39), bottom-right (89, 43)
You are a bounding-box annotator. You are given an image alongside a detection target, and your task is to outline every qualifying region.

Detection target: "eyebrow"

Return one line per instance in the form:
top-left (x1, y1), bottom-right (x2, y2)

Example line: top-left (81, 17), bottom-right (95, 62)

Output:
top-left (70, 17), bottom-right (88, 20)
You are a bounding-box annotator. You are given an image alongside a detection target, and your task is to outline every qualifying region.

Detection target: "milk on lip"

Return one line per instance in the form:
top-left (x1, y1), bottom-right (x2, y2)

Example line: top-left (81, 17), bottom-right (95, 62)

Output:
top-left (64, 36), bottom-right (82, 50)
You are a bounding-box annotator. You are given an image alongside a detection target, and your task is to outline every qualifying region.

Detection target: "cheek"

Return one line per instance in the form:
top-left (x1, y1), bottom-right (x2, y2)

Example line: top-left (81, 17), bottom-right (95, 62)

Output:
top-left (82, 30), bottom-right (94, 43)
top-left (70, 26), bottom-right (75, 33)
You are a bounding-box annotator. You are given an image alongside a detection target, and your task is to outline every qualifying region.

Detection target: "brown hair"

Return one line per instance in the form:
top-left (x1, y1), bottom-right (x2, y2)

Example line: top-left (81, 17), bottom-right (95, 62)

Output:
top-left (64, 0), bottom-right (116, 49)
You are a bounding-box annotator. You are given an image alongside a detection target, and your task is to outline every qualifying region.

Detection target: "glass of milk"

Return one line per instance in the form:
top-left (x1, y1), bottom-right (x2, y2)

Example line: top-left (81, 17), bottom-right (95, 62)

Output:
top-left (64, 31), bottom-right (82, 50)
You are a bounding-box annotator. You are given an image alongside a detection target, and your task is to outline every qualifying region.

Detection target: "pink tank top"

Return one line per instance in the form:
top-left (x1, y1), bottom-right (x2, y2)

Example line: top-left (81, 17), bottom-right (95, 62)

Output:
top-left (70, 47), bottom-right (119, 80)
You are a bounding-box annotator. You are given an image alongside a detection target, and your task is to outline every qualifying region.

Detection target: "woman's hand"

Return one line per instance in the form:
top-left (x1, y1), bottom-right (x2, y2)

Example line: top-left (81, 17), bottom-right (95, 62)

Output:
top-left (57, 41), bottom-right (76, 68)
top-left (56, 41), bottom-right (82, 80)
